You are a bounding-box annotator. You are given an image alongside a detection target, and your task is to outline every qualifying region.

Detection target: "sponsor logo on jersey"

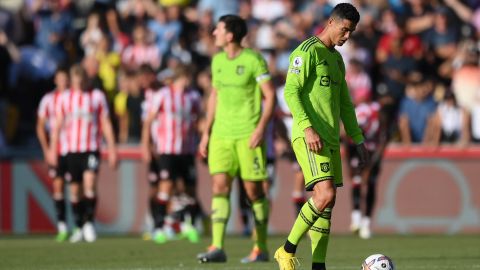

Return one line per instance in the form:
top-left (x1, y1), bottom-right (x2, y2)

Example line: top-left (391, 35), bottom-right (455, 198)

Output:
top-left (293, 56), bottom-right (303, 67)
top-left (289, 68), bottom-right (300, 74)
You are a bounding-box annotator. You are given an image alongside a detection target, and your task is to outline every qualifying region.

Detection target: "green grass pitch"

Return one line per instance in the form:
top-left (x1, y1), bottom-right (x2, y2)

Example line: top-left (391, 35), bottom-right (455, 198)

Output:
top-left (1, 234), bottom-right (479, 269)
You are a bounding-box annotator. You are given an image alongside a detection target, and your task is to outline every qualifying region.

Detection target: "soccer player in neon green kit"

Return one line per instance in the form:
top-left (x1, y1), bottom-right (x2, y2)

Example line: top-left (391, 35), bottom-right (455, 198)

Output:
top-left (274, 3), bottom-right (369, 270)
top-left (197, 15), bottom-right (276, 263)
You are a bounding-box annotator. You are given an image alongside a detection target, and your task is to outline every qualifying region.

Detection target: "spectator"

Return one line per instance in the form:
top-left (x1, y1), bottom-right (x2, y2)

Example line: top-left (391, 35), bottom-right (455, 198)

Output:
top-left (123, 71), bottom-right (143, 144)
top-left (423, 6), bottom-right (460, 80)
top-left (472, 92), bottom-right (480, 143)
top-left (121, 24), bottom-right (161, 71)
top-left (105, 8), bottom-right (130, 53)
top-left (33, 0), bottom-right (73, 65)
top-left (404, 0), bottom-right (435, 35)
top-left (82, 55), bottom-right (103, 90)
top-left (346, 58), bottom-right (372, 105)
top-left (96, 36), bottom-right (121, 102)
top-left (431, 90), bottom-right (470, 145)
top-left (147, 5), bottom-right (182, 57)
top-left (114, 70), bottom-right (134, 144)
top-left (398, 74), bottom-right (438, 144)
top-left (80, 13), bottom-right (104, 56)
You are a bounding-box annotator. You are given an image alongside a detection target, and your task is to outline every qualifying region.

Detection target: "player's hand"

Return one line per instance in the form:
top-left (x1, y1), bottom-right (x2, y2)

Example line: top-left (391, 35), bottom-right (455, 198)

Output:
top-left (198, 133), bottom-right (209, 158)
top-left (47, 149), bottom-right (57, 167)
top-left (356, 143), bottom-right (369, 169)
top-left (108, 150), bottom-right (118, 169)
top-left (249, 126), bottom-right (265, 149)
top-left (141, 145), bottom-right (151, 163)
top-left (304, 127), bottom-right (323, 154)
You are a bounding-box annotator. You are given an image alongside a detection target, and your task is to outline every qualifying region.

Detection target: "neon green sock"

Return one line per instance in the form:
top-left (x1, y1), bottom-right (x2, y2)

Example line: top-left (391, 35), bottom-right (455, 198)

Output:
top-left (252, 197), bottom-right (269, 251)
top-left (211, 195), bottom-right (230, 249)
top-left (287, 197), bottom-right (320, 245)
top-left (310, 208), bottom-right (332, 263)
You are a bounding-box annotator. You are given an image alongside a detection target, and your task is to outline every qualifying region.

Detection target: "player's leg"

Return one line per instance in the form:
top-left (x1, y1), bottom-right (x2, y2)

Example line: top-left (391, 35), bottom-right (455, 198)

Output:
top-left (292, 161), bottom-right (306, 215)
top-left (360, 154), bottom-right (381, 239)
top-left (152, 154), bottom-right (175, 244)
top-left (52, 177), bottom-right (67, 241)
top-left (275, 139), bottom-right (336, 270)
top-left (182, 155), bottom-right (204, 228)
top-left (236, 138), bottom-right (269, 263)
top-left (197, 137), bottom-right (236, 263)
top-left (310, 148), bottom-right (342, 270)
top-left (196, 173), bottom-right (231, 263)
top-left (66, 153), bottom-right (85, 243)
top-left (264, 158), bottom-right (275, 198)
top-left (51, 155), bottom-right (67, 242)
top-left (237, 176), bottom-right (252, 237)
top-left (81, 152), bottom-right (101, 242)
top-left (171, 155), bottom-right (200, 243)
top-left (145, 156), bottom-right (160, 240)
top-left (346, 144), bottom-right (362, 233)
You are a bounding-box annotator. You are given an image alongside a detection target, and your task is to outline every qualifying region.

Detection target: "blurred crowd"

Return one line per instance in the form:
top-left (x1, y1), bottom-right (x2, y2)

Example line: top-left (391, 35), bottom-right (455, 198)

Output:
top-left (1, 0), bottom-right (480, 158)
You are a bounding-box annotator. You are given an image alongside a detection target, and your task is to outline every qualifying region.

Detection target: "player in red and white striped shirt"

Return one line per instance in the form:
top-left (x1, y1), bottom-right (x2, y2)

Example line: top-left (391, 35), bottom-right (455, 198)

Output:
top-left (36, 68), bottom-right (69, 242)
top-left (50, 65), bottom-right (117, 243)
top-left (138, 65), bottom-right (163, 238)
top-left (343, 86), bottom-right (388, 240)
top-left (141, 65), bottom-right (202, 244)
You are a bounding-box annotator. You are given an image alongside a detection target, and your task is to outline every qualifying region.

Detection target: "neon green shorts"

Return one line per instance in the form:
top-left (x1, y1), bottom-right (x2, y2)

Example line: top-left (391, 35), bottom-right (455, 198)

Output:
top-left (208, 136), bottom-right (267, 181)
top-left (292, 137), bottom-right (343, 190)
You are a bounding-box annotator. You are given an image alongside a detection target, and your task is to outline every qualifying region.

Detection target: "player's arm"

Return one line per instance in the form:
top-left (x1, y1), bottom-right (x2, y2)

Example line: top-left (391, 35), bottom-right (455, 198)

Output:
top-left (284, 49), bottom-right (322, 153)
top-left (250, 59), bottom-right (276, 148)
top-left (36, 116), bottom-right (49, 158)
top-left (98, 93), bottom-right (117, 168)
top-left (141, 110), bottom-right (156, 163)
top-left (49, 111), bottom-right (63, 167)
top-left (198, 87), bottom-right (217, 158)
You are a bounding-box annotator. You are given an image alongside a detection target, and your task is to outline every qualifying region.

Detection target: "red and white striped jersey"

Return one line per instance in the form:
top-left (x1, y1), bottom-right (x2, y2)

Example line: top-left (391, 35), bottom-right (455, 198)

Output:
top-left (37, 90), bottom-right (69, 155)
top-left (355, 101), bottom-right (381, 150)
top-left (149, 86), bottom-right (201, 155)
top-left (346, 70), bottom-right (372, 105)
top-left (57, 89), bottom-right (110, 153)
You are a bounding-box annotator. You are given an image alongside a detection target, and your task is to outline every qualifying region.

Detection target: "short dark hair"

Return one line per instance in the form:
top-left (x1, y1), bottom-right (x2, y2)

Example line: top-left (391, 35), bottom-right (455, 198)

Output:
top-left (218, 14), bottom-right (248, 44)
top-left (331, 3), bottom-right (360, 25)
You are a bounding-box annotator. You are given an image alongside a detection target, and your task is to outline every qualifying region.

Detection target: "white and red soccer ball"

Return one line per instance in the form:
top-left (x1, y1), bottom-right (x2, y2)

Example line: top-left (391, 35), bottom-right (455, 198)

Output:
top-left (362, 254), bottom-right (395, 270)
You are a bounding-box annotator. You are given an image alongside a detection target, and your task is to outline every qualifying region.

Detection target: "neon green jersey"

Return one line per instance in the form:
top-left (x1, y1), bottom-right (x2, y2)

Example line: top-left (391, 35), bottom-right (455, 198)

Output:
top-left (284, 36), bottom-right (364, 148)
top-left (211, 48), bottom-right (271, 139)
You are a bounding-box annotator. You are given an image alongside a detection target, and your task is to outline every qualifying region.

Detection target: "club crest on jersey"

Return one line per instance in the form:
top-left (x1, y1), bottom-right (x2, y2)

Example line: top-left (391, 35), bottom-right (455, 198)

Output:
top-left (293, 56), bottom-right (303, 67)
top-left (236, 65), bottom-right (245, 75)
top-left (320, 75), bottom-right (331, 86)
top-left (320, 162), bottom-right (330, 173)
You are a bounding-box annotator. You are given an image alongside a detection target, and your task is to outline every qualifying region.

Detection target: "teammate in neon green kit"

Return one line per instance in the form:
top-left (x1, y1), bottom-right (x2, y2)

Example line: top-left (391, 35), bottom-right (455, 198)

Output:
top-left (274, 4), bottom-right (369, 270)
top-left (197, 14), bottom-right (276, 263)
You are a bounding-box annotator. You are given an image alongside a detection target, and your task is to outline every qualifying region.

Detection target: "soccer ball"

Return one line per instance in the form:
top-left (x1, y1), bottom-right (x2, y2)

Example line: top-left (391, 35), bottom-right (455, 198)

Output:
top-left (361, 254), bottom-right (395, 270)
